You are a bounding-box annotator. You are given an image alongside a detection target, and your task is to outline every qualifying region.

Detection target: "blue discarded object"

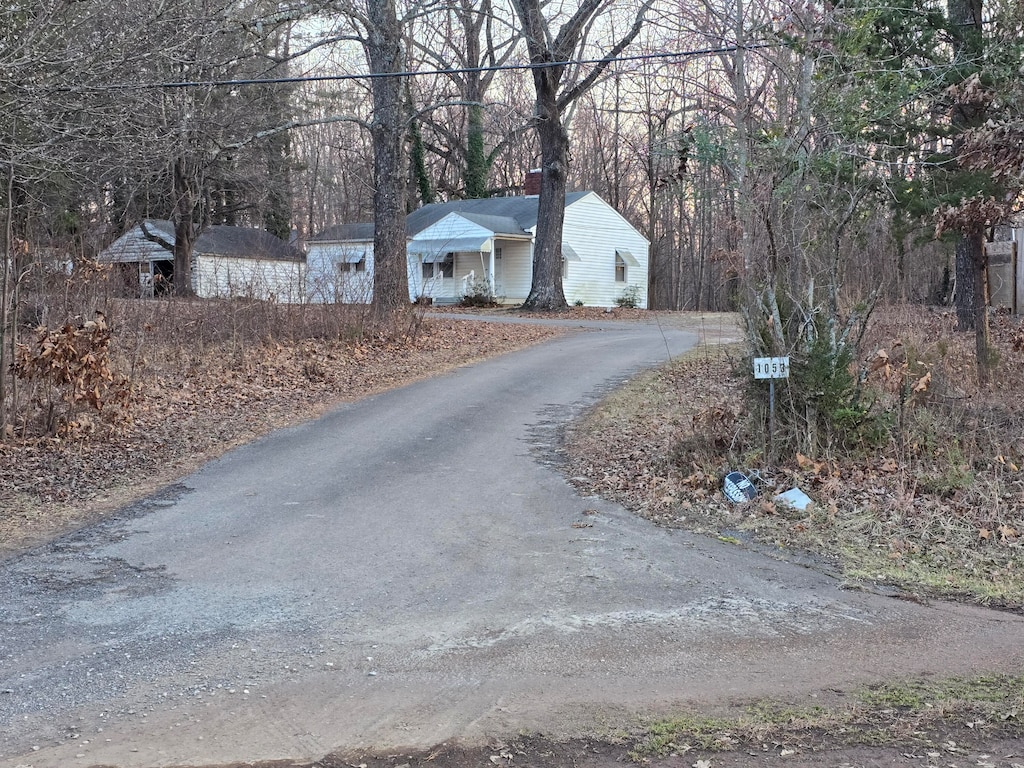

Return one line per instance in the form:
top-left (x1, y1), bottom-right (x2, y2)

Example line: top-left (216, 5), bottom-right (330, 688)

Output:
top-left (723, 471), bottom-right (757, 503)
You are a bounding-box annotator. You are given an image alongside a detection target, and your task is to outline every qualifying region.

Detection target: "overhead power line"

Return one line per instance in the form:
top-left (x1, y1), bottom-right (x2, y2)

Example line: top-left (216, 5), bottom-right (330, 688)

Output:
top-left (79, 42), bottom-right (780, 91)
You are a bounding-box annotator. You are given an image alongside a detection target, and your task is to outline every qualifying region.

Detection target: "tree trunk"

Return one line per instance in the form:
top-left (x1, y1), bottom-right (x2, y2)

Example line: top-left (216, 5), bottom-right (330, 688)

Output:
top-left (0, 162), bottom-right (13, 437)
top-left (512, 0), bottom-right (649, 311)
top-left (172, 157), bottom-right (198, 297)
top-left (464, 102), bottom-right (489, 199)
top-left (367, 0), bottom-right (411, 319)
top-left (522, 91), bottom-right (569, 311)
top-left (969, 230), bottom-right (990, 383)
top-left (949, 0), bottom-right (984, 332)
top-left (954, 234), bottom-right (977, 330)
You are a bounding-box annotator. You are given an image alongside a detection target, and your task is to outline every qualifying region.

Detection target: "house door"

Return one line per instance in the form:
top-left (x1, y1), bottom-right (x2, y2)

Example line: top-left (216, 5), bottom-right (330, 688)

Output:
top-left (492, 247), bottom-right (503, 296)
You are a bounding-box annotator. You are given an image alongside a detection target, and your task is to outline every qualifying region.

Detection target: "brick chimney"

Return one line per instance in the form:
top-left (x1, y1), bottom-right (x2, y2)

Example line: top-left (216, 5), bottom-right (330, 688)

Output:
top-left (524, 168), bottom-right (542, 196)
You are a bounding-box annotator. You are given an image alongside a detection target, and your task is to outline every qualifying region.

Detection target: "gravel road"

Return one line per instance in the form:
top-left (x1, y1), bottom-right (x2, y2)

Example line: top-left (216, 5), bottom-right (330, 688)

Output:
top-left (1, 319), bottom-right (1022, 768)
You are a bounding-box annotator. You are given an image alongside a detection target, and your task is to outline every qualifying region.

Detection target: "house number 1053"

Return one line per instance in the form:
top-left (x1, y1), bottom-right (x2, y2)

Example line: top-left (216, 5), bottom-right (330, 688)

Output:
top-left (753, 356), bottom-right (790, 380)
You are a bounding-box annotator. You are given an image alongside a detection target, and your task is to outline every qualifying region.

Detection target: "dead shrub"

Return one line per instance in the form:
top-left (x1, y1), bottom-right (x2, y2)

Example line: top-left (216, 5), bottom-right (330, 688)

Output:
top-left (13, 312), bottom-right (131, 436)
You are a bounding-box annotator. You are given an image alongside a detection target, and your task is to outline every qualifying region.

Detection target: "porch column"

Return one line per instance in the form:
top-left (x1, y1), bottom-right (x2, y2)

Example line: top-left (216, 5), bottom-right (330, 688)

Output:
top-left (488, 238), bottom-right (495, 293)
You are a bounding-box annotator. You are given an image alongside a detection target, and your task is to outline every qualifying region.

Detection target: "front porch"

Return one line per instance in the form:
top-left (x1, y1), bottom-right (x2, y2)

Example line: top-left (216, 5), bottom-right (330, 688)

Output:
top-left (408, 237), bottom-right (532, 305)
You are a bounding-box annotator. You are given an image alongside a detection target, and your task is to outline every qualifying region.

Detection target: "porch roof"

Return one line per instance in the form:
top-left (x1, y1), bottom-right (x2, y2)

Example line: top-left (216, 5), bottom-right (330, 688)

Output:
top-left (409, 235), bottom-right (492, 257)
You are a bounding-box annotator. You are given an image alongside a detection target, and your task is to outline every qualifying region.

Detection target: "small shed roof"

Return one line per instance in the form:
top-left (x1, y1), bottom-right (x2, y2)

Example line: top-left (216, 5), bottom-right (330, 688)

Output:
top-left (102, 220), bottom-right (304, 263)
top-left (309, 222), bottom-right (376, 243)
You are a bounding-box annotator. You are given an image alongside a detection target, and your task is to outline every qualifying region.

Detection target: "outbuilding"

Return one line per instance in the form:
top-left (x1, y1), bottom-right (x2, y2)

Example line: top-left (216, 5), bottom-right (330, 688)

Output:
top-left (99, 220), bottom-right (305, 302)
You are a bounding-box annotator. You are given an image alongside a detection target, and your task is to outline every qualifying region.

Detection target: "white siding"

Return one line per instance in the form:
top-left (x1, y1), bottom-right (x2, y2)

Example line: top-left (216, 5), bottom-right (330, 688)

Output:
top-left (494, 239), bottom-right (532, 302)
top-left (561, 193), bottom-right (649, 308)
top-left (306, 241), bottom-right (375, 304)
top-left (452, 252), bottom-right (493, 300)
top-left (407, 255), bottom-right (445, 301)
top-left (413, 213), bottom-right (493, 247)
top-left (193, 256), bottom-right (304, 302)
top-left (101, 225), bottom-right (306, 303)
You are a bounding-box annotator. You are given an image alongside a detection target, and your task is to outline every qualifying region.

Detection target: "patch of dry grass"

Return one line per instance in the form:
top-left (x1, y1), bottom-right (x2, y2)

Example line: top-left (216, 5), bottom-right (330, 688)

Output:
top-left (628, 674), bottom-right (1024, 761)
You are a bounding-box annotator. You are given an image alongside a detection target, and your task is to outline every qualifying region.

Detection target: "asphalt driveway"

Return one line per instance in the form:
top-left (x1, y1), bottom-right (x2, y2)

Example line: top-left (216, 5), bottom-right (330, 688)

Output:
top-left (1, 319), bottom-right (1022, 768)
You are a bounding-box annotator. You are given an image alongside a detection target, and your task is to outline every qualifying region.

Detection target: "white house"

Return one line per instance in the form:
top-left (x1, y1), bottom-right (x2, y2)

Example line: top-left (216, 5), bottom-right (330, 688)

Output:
top-left (306, 192), bottom-right (649, 308)
top-left (99, 219), bottom-right (305, 302)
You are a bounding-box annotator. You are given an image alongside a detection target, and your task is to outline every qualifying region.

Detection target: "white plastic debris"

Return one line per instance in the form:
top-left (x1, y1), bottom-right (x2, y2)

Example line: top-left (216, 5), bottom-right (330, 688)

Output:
top-left (775, 487), bottom-right (812, 511)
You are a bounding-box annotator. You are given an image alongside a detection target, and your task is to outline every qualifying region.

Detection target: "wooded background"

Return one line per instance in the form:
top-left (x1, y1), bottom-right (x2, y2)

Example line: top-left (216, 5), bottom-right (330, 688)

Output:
top-left (8, 0), bottom-right (1013, 301)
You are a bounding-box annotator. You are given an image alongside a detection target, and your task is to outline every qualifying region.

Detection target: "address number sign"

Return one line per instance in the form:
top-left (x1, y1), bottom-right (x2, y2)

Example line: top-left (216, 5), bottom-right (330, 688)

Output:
top-left (753, 356), bottom-right (790, 380)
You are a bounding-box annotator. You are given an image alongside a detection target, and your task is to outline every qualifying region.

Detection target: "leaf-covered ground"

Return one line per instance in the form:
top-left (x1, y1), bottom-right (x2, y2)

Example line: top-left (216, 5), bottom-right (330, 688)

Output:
top-left (564, 306), bottom-right (1024, 609)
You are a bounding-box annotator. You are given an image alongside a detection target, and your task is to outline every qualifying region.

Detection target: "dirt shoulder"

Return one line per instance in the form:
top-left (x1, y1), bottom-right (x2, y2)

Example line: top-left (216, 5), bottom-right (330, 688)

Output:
top-left (244, 705), bottom-right (1024, 768)
top-left (563, 308), bottom-right (1024, 612)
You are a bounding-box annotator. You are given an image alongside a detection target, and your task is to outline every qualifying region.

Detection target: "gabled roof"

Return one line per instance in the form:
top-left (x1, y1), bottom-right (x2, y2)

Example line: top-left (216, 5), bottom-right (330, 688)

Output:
top-left (197, 225), bottom-right (304, 262)
top-left (126, 219), bottom-right (304, 262)
top-left (452, 212), bottom-right (529, 237)
top-left (311, 192), bottom-right (591, 242)
top-left (406, 192), bottom-right (589, 235)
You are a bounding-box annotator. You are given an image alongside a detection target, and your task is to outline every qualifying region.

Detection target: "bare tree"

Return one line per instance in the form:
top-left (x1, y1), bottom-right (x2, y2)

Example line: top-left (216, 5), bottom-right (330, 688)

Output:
top-left (408, 0), bottom-right (522, 199)
top-left (365, 0), bottom-right (412, 317)
top-left (511, 0), bottom-right (653, 311)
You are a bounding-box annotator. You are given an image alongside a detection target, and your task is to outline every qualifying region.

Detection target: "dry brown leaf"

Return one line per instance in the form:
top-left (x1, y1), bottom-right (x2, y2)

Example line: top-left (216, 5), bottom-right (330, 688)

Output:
top-left (867, 349), bottom-right (890, 375)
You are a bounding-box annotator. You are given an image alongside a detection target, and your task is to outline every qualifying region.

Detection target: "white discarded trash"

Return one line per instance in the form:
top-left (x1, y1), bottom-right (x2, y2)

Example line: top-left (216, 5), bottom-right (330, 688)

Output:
top-left (775, 487), bottom-right (812, 511)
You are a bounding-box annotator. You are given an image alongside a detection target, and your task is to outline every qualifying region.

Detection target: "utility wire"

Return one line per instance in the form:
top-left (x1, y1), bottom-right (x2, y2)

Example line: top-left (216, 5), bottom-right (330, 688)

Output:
top-left (78, 41), bottom-right (781, 91)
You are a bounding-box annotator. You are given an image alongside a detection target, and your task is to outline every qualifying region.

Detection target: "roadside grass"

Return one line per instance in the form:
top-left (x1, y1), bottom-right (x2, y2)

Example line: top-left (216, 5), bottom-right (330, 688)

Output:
top-left (563, 308), bottom-right (1024, 609)
top-left (627, 675), bottom-right (1024, 761)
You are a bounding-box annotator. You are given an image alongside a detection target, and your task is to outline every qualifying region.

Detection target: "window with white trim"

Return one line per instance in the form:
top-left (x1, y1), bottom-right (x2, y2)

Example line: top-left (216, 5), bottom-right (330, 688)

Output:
top-left (614, 252), bottom-right (627, 282)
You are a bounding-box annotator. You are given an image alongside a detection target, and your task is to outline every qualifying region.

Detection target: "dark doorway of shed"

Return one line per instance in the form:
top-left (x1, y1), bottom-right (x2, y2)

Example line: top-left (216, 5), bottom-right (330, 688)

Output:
top-left (153, 260), bottom-right (173, 296)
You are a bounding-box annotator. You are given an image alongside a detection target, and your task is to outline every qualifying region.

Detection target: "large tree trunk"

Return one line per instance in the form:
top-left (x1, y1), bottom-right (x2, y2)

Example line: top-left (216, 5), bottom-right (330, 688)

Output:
top-left (367, 0), bottom-right (410, 319)
top-left (512, 0), bottom-right (649, 312)
top-left (522, 91), bottom-right (569, 311)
